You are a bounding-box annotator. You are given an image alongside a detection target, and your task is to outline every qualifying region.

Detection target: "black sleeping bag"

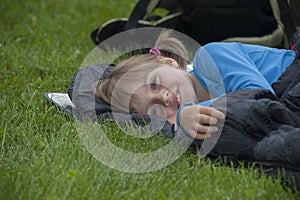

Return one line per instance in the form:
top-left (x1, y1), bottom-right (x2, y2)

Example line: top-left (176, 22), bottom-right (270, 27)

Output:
top-left (68, 60), bottom-right (300, 191)
top-left (194, 59), bottom-right (300, 190)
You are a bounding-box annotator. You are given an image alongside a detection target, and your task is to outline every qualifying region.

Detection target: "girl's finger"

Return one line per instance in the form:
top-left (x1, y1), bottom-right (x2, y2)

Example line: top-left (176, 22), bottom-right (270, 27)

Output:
top-left (196, 124), bottom-right (219, 135)
top-left (198, 106), bottom-right (225, 119)
top-left (198, 114), bottom-right (218, 125)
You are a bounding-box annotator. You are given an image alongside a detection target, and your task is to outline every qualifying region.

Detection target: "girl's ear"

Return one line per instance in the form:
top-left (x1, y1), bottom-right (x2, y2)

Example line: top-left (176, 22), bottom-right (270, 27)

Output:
top-left (158, 56), bottom-right (179, 68)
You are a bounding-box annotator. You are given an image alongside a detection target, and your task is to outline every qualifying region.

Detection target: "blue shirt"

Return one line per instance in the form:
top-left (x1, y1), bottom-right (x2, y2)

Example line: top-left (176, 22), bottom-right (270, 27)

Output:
top-left (190, 42), bottom-right (296, 106)
top-left (176, 42), bottom-right (296, 135)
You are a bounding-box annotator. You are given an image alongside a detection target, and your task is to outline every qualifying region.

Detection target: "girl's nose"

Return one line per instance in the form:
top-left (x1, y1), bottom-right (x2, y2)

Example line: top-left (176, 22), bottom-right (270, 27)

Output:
top-left (156, 89), bottom-right (169, 106)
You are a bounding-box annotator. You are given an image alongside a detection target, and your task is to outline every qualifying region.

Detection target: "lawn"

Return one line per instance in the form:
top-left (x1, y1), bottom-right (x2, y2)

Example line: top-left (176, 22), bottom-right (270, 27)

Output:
top-left (0, 0), bottom-right (299, 199)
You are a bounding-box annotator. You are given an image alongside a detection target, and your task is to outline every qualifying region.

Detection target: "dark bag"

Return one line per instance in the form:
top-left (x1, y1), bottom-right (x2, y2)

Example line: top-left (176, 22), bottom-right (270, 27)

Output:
top-left (91, 0), bottom-right (297, 48)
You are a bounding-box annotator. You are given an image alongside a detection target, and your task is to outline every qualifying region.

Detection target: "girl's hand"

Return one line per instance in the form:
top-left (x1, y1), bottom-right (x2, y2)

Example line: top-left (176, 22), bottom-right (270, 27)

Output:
top-left (177, 105), bottom-right (225, 140)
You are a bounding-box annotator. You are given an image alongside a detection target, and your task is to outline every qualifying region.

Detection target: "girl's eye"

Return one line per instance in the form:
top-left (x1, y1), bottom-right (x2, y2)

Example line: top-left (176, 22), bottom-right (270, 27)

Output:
top-left (150, 75), bottom-right (158, 90)
top-left (151, 104), bottom-right (157, 115)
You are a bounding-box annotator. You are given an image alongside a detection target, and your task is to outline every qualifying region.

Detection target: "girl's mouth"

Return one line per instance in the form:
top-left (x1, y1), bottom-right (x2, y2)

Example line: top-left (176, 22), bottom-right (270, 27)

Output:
top-left (175, 89), bottom-right (181, 109)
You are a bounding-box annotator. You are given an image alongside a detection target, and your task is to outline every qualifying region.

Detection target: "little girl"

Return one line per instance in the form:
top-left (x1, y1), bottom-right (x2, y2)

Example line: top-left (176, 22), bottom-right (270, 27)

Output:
top-left (94, 30), bottom-right (298, 140)
top-left (91, 30), bottom-right (300, 189)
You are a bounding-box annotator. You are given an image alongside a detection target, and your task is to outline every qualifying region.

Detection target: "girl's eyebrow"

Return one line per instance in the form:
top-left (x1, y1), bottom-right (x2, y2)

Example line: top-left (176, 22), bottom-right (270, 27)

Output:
top-left (129, 103), bottom-right (136, 113)
top-left (129, 93), bottom-right (139, 113)
top-left (145, 69), bottom-right (155, 85)
top-left (130, 88), bottom-right (150, 114)
top-left (132, 108), bottom-right (139, 114)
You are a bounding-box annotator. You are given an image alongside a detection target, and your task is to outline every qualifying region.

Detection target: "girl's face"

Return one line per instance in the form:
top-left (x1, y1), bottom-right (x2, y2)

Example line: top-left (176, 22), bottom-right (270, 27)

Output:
top-left (129, 66), bottom-right (198, 119)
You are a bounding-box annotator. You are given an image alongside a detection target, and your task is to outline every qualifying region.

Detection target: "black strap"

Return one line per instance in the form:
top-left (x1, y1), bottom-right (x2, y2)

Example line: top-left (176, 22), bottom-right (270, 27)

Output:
top-left (125, 0), bottom-right (151, 30)
top-left (277, 0), bottom-right (297, 40)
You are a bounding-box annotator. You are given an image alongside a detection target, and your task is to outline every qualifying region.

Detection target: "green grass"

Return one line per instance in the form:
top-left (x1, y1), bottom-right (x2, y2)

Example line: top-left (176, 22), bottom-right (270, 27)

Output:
top-left (0, 0), bottom-right (299, 199)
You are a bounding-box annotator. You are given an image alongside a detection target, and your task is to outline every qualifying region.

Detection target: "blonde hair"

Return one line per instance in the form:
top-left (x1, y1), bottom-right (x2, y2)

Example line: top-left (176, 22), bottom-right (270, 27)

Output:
top-left (154, 31), bottom-right (188, 69)
top-left (94, 31), bottom-right (188, 113)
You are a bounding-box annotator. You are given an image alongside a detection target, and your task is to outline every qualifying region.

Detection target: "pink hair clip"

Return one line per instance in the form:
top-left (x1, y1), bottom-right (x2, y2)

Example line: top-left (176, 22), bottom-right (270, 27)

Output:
top-left (149, 48), bottom-right (161, 55)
